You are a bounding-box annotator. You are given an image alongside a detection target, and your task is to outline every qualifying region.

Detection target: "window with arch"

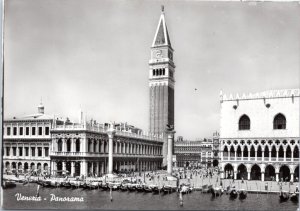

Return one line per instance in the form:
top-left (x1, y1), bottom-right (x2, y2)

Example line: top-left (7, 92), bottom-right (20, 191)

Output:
top-left (273, 113), bottom-right (286, 129)
top-left (239, 115), bottom-right (250, 130)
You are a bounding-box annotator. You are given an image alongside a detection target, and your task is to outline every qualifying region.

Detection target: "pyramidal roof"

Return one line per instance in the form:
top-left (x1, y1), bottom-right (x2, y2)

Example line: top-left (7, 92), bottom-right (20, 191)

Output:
top-left (152, 8), bottom-right (172, 48)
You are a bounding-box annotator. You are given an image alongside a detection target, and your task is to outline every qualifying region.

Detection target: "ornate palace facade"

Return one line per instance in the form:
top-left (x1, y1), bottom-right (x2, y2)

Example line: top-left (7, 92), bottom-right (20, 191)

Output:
top-left (219, 89), bottom-right (300, 182)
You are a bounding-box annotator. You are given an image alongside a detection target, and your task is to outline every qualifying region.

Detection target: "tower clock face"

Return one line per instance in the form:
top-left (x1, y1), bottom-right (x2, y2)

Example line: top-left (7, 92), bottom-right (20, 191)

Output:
top-left (155, 50), bottom-right (162, 58)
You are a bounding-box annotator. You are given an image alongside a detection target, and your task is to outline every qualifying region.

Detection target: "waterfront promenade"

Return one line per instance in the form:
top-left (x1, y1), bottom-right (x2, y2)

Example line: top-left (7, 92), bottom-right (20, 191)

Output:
top-left (3, 169), bottom-right (298, 194)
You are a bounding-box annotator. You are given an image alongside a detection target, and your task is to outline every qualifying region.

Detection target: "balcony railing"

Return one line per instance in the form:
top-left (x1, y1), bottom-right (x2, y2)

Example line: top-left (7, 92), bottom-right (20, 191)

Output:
top-left (53, 124), bottom-right (164, 142)
top-left (221, 156), bottom-right (298, 163)
top-left (50, 151), bottom-right (163, 158)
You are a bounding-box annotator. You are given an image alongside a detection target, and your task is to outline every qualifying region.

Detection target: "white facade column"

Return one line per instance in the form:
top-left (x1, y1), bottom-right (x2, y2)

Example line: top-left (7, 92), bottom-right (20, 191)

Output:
top-left (283, 150), bottom-right (286, 161)
top-left (35, 146), bottom-right (38, 157)
top-left (276, 173), bottom-right (279, 182)
top-left (291, 173), bottom-right (294, 182)
top-left (81, 161), bottom-right (87, 176)
top-left (269, 151), bottom-right (271, 161)
top-left (71, 162), bottom-right (75, 177)
top-left (107, 127), bottom-right (116, 175)
top-left (166, 130), bottom-right (175, 176)
top-left (261, 172), bottom-right (265, 181)
top-left (62, 138), bottom-right (66, 152)
top-left (62, 161), bottom-right (66, 171)
top-left (247, 171), bottom-right (250, 180)
top-left (255, 150), bottom-right (257, 161)
top-left (276, 150), bottom-right (279, 161)
top-left (262, 150), bottom-right (264, 161)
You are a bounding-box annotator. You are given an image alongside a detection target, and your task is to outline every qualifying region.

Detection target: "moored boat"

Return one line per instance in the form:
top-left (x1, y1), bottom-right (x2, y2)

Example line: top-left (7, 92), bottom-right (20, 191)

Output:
top-left (150, 185), bottom-right (161, 194)
top-left (120, 183), bottom-right (128, 191)
top-left (180, 184), bottom-right (192, 194)
top-left (3, 180), bottom-right (17, 189)
top-left (229, 188), bottom-right (238, 198)
top-left (279, 191), bottom-right (289, 201)
top-left (127, 183), bottom-right (137, 191)
top-left (136, 184), bottom-right (144, 192)
top-left (290, 192), bottom-right (299, 202)
top-left (238, 189), bottom-right (247, 199)
top-left (62, 181), bottom-right (71, 188)
top-left (162, 185), bottom-right (176, 194)
top-left (211, 186), bottom-right (222, 197)
top-left (143, 184), bottom-right (152, 193)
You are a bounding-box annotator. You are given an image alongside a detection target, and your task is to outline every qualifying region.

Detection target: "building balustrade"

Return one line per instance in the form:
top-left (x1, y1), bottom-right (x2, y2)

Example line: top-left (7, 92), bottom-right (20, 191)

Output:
top-left (53, 124), bottom-right (163, 143)
top-left (221, 156), bottom-right (297, 162)
top-left (278, 158), bottom-right (284, 161)
top-left (51, 151), bottom-right (162, 158)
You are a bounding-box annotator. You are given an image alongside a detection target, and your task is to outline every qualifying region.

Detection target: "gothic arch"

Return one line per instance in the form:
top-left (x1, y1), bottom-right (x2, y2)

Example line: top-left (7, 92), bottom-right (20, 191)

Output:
top-left (257, 145), bottom-right (262, 157)
top-left (264, 145), bottom-right (269, 158)
top-left (273, 113), bottom-right (286, 129)
top-left (278, 145), bottom-right (284, 158)
top-left (250, 164), bottom-right (261, 180)
top-left (243, 145), bottom-right (248, 157)
top-left (286, 145), bottom-right (291, 158)
top-left (223, 145), bottom-right (228, 157)
top-left (239, 114), bottom-right (250, 130)
top-left (265, 165), bottom-right (275, 181)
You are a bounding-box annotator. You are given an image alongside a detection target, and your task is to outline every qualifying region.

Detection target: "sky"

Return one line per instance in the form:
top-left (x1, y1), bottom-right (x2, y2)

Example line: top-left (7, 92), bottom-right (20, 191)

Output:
top-left (4, 0), bottom-right (300, 140)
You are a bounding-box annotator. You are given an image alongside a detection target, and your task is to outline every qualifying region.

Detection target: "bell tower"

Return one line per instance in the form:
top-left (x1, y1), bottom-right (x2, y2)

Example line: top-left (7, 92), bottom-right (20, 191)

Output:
top-left (149, 6), bottom-right (175, 166)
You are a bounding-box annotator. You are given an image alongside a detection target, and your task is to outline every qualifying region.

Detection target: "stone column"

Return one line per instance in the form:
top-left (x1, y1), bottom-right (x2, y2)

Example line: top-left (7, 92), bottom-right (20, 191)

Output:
top-left (107, 127), bottom-right (116, 175)
top-left (255, 150), bottom-right (257, 161)
top-left (62, 162), bottom-right (66, 171)
top-left (276, 150), bottom-right (279, 161)
top-left (276, 173), bottom-right (279, 182)
top-left (291, 150), bottom-right (294, 161)
top-left (261, 172), bottom-right (265, 181)
top-left (247, 171), bottom-right (250, 180)
top-left (269, 151), bottom-right (271, 161)
top-left (291, 173), bottom-right (294, 182)
top-left (283, 150), bottom-right (286, 161)
top-left (262, 150), bottom-right (264, 161)
top-left (234, 151), bottom-right (237, 161)
top-left (166, 130), bottom-right (175, 176)
top-left (81, 161), bottom-right (88, 176)
top-left (248, 150), bottom-right (250, 161)
top-left (62, 138), bottom-right (66, 152)
top-left (234, 171), bottom-right (237, 180)
top-left (71, 162), bottom-right (75, 177)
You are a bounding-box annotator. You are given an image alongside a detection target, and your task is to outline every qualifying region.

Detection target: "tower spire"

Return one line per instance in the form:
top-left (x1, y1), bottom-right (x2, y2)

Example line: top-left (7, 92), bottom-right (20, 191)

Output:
top-left (152, 6), bottom-right (172, 48)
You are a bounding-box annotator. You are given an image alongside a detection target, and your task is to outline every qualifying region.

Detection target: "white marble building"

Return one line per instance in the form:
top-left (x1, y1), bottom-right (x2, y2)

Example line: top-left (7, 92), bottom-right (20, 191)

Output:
top-left (219, 89), bottom-right (299, 182)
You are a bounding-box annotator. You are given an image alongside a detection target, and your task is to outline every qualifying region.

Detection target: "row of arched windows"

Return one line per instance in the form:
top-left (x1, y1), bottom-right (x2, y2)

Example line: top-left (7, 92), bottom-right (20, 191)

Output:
top-left (239, 113), bottom-right (286, 130)
top-left (152, 68), bottom-right (165, 76)
top-left (223, 145), bottom-right (299, 158)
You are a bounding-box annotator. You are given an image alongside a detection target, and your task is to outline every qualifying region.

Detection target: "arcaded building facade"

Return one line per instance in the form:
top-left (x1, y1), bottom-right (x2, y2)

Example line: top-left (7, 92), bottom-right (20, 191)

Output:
top-left (50, 122), bottom-right (163, 177)
top-left (219, 89), bottom-right (299, 182)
